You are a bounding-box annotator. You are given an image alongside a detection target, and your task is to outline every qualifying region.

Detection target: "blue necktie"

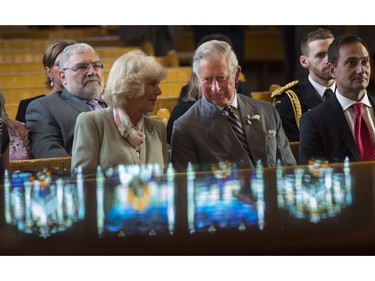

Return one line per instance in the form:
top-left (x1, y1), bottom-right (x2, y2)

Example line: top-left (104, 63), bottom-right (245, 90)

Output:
top-left (86, 99), bottom-right (102, 111)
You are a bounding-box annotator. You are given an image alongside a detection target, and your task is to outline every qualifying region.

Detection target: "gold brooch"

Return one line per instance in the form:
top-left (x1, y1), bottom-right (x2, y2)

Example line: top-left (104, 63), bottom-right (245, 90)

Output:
top-left (146, 122), bottom-right (154, 135)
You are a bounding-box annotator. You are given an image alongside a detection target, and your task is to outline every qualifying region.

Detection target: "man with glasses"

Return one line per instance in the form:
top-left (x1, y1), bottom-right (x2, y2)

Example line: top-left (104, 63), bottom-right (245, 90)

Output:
top-left (26, 43), bottom-right (107, 159)
top-left (170, 40), bottom-right (296, 172)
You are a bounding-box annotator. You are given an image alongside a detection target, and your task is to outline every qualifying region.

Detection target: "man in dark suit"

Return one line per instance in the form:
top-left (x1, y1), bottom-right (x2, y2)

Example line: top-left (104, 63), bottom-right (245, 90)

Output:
top-left (272, 28), bottom-right (336, 142)
top-left (26, 43), bottom-right (106, 158)
top-left (170, 40), bottom-right (296, 173)
top-left (299, 34), bottom-right (375, 164)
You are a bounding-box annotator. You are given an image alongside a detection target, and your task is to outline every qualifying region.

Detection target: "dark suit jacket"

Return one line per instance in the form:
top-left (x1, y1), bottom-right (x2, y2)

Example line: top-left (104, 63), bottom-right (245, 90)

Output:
top-left (26, 90), bottom-right (96, 158)
top-left (273, 79), bottom-right (323, 142)
top-left (299, 93), bottom-right (375, 164)
top-left (15, 94), bottom-right (46, 123)
top-left (171, 94), bottom-right (296, 172)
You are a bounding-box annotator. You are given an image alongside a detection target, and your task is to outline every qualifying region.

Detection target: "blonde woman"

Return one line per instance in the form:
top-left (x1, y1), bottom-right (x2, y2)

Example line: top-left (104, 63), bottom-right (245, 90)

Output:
top-left (71, 50), bottom-right (168, 178)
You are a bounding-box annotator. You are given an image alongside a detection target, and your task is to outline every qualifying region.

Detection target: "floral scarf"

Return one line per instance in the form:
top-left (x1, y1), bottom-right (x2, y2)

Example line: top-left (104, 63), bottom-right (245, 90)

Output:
top-left (113, 107), bottom-right (145, 155)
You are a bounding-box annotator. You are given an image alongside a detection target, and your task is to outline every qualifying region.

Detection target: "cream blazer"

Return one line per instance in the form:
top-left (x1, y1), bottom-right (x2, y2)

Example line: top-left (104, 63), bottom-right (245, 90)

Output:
top-left (71, 107), bottom-right (169, 178)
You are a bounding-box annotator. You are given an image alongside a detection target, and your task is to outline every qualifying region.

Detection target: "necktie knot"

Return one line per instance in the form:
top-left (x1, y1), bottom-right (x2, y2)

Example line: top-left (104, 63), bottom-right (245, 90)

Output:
top-left (323, 88), bottom-right (333, 101)
top-left (87, 99), bottom-right (102, 111)
top-left (223, 106), bottom-right (238, 119)
top-left (353, 102), bottom-right (363, 115)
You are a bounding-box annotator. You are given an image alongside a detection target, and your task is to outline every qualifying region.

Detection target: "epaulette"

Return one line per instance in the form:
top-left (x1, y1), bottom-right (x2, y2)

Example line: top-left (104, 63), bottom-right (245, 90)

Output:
top-left (270, 80), bottom-right (299, 98)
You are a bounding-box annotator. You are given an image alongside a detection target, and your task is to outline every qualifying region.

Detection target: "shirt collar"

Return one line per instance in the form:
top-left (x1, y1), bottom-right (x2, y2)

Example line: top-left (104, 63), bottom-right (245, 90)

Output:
top-left (215, 92), bottom-right (239, 110)
top-left (308, 75), bottom-right (336, 97)
top-left (336, 90), bottom-right (372, 111)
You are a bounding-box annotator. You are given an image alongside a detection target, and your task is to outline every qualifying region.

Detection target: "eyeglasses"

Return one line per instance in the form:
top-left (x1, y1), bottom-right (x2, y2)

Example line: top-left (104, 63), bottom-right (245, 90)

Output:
top-left (63, 63), bottom-right (104, 73)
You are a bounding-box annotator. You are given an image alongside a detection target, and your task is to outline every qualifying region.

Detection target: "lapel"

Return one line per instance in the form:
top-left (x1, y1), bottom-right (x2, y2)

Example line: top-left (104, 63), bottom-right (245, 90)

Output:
top-left (140, 118), bottom-right (156, 164)
top-left (238, 96), bottom-right (264, 140)
top-left (199, 98), bottom-right (249, 163)
top-left (301, 80), bottom-right (324, 109)
top-left (328, 95), bottom-right (359, 160)
top-left (61, 89), bottom-right (91, 112)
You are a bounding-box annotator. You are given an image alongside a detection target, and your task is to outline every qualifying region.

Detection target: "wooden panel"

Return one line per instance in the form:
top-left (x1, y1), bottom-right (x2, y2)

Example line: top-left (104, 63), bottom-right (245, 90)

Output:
top-left (0, 36), bottom-right (123, 50)
top-left (0, 44), bottom-right (153, 63)
top-left (0, 62), bottom-right (44, 73)
top-left (289, 142), bottom-right (299, 164)
top-left (251, 91), bottom-right (273, 103)
top-left (0, 73), bottom-right (45, 88)
top-left (4, 104), bottom-right (20, 120)
top-left (164, 66), bottom-right (192, 80)
top-left (0, 51), bottom-right (43, 63)
top-left (150, 97), bottom-right (178, 116)
top-left (10, 157), bottom-right (72, 174)
top-left (244, 28), bottom-right (283, 62)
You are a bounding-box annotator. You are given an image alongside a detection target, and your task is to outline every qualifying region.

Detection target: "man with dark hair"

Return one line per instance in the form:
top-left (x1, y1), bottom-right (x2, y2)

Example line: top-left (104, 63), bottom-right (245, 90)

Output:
top-left (272, 28), bottom-right (336, 142)
top-left (299, 34), bottom-right (375, 164)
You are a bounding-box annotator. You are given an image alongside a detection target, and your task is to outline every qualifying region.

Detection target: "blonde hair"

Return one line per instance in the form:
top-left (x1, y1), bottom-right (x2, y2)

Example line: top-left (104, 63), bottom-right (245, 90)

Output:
top-left (103, 50), bottom-right (166, 107)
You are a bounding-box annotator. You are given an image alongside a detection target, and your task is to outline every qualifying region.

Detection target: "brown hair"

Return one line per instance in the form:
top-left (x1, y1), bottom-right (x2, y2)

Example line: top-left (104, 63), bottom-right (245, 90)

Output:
top-left (43, 40), bottom-right (76, 88)
top-left (300, 28), bottom-right (334, 56)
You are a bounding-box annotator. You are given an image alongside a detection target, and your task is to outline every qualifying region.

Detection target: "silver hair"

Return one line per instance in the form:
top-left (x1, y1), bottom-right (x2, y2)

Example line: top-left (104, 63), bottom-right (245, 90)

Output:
top-left (59, 43), bottom-right (98, 69)
top-left (103, 49), bottom-right (166, 107)
top-left (189, 40), bottom-right (239, 98)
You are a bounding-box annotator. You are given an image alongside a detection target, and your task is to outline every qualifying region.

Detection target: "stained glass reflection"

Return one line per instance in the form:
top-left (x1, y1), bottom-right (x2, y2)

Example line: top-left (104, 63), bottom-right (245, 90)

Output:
top-left (187, 161), bottom-right (265, 234)
top-left (96, 164), bottom-right (175, 237)
top-left (4, 170), bottom-right (85, 238)
top-left (276, 159), bottom-right (353, 223)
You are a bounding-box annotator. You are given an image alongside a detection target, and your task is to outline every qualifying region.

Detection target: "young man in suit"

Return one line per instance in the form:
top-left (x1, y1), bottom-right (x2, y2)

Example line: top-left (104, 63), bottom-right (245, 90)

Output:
top-left (170, 40), bottom-right (296, 172)
top-left (272, 28), bottom-right (336, 142)
top-left (26, 43), bottom-right (107, 159)
top-left (299, 34), bottom-right (375, 164)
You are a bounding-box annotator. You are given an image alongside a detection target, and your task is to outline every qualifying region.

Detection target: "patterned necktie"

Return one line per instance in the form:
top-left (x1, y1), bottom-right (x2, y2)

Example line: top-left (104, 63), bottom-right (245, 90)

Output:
top-left (323, 88), bottom-right (333, 101)
top-left (223, 106), bottom-right (252, 157)
top-left (353, 103), bottom-right (375, 161)
top-left (86, 99), bottom-right (103, 111)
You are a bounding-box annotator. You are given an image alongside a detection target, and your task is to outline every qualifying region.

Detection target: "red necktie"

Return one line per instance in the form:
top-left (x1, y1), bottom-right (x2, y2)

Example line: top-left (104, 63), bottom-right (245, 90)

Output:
top-left (353, 103), bottom-right (375, 161)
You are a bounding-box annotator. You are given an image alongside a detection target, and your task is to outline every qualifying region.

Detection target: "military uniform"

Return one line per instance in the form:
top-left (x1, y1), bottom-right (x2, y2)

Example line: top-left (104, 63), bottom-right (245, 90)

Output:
top-left (271, 79), bottom-right (324, 142)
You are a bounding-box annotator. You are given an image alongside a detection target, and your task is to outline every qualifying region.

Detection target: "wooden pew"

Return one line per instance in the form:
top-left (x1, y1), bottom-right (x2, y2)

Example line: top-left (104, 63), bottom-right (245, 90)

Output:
top-left (289, 142), bottom-right (299, 164)
top-left (0, 44), bottom-right (154, 63)
top-left (0, 26), bottom-right (112, 40)
top-left (10, 157), bottom-right (72, 174)
top-left (0, 62), bottom-right (45, 73)
top-left (0, 73), bottom-right (45, 88)
top-left (155, 50), bottom-right (180, 67)
top-left (0, 36), bottom-right (124, 51)
top-left (251, 84), bottom-right (280, 103)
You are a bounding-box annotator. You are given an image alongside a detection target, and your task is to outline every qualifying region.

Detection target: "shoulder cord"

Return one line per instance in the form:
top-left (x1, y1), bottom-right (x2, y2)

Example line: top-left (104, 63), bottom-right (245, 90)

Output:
top-left (285, 90), bottom-right (302, 129)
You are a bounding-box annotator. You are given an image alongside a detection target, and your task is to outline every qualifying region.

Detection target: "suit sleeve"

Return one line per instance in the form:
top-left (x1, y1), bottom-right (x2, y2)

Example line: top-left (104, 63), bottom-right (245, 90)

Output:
top-left (26, 99), bottom-right (70, 158)
top-left (272, 106), bottom-right (297, 166)
top-left (274, 93), bottom-right (300, 142)
top-left (170, 118), bottom-right (198, 173)
top-left (299, 112), bottom-right (325, 164)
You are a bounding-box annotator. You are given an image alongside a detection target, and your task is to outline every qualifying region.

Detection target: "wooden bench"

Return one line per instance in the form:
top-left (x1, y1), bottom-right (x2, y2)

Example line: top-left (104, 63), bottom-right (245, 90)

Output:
top-left (251, 84), bottom-right (280, 103)
top-left (0, 43), bottom-right (154, 63)
top-left (0, 36), bottom-right (124, 50)
top-left (289, 142), bottom-right (299, 164)
top-left (10, 157), bottom-right (72, 174)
